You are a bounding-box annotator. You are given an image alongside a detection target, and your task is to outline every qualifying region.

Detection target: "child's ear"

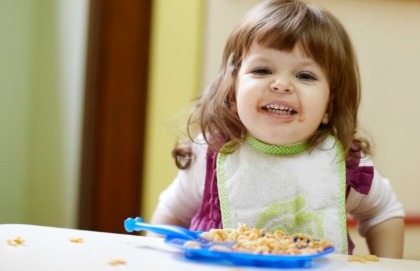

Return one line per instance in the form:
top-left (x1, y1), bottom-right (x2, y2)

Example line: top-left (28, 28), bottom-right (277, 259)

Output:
top-left (321, 112), bottom-right (329, 124)
top-left (322, 100), bottom-right (333, 124)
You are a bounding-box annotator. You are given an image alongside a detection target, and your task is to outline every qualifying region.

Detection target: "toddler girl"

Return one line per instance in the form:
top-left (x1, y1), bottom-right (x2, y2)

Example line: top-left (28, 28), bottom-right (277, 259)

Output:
top-left (150, 0), bottom-right (405, 258)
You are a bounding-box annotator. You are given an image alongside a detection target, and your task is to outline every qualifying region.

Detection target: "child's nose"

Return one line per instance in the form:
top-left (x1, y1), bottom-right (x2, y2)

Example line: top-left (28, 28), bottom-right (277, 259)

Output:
top-left (270, 78), bottom-right (294, 93)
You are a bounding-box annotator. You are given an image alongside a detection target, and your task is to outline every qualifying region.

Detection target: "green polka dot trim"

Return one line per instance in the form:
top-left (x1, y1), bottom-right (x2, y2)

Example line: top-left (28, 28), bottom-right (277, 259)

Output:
top-left (246, 136), bottom-right (308, 156)
top-left (335, 140), bottom-right (349, 254)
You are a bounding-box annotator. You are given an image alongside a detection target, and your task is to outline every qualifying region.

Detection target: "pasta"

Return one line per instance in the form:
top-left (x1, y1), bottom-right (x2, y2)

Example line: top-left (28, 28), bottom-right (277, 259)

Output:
top-left (192, 223), bottom-right (333, 255)
top-left (69, 237), bottom-right (84, 243)
top-left (108, 259), bottom-right (126, 266)
top-left (348, 255), bottom-right (379, 263)
top-left (6, 236), bottom-right (25, 247)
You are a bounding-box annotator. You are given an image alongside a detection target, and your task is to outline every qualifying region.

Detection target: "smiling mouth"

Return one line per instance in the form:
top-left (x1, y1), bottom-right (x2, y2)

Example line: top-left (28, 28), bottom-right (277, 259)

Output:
top-left (263, 104), bottom-right (297, 116)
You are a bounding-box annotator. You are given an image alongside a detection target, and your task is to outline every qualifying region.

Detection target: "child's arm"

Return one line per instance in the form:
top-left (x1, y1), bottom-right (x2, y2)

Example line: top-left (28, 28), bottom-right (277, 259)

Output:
top-left (147, 137), bottom-right (208, 234)
top-left (346, 156), bottom-right (405, 258)
top-left (150, 207), bottom-right (187, 227)
top-left (145, 208), bottom-right (189, 237)
top-left (365, 217), bottom-right (405, 258)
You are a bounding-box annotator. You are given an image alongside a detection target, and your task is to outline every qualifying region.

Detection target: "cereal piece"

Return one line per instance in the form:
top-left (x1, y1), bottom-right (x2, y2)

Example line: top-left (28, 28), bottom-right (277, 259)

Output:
top-left (69, 237), bottom-right (84, 243)
top-left (200, 223), bottom-right (333, 255)
top-left (7, 236), bottom-right (25, 246)
top-left (108, 259), bottom-right (126, 266)
top-left (183, 240), bottom-right (201, 249)
top-left (348, 255), bottom-right (379, 263)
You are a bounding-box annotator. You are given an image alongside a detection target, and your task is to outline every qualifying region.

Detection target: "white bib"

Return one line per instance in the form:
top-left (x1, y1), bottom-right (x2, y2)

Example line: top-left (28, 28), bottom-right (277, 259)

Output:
top-left (217, 135), bottom-right (348, 254)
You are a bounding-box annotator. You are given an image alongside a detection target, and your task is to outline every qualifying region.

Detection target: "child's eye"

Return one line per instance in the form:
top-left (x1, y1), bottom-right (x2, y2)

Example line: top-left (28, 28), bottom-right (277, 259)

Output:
top-left (296, 72), bottom-right (316, 81)
top-left (251, 68), bottom-right (272, 76)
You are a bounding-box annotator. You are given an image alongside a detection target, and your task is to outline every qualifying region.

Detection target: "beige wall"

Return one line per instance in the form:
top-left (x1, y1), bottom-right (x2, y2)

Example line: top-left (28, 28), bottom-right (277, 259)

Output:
top-left (203, 0), bottom-right (420, 260)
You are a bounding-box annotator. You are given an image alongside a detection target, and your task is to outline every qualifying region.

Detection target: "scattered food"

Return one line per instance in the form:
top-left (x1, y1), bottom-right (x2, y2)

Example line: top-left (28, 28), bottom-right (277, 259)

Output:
top-left (108, 259), bottom-right (127, 266)
top-left (6, 236), bottom-right (25, 247)
top-left (348, 254), bottom-right (379, 263)
top-left (69, 237), bottom-right (84, 243)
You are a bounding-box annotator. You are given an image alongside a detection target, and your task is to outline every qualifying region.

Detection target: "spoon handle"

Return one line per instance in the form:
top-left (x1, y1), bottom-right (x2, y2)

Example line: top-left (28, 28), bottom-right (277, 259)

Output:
top-left (124, 217), bottom-right (198, 240)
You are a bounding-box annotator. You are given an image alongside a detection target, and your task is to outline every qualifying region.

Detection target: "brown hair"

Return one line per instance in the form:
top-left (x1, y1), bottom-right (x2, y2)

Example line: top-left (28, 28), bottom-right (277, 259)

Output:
top-left (175, 0), bottom-right (370, 168)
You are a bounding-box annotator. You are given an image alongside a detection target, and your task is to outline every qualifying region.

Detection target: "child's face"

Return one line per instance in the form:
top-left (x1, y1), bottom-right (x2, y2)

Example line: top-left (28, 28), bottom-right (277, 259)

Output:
top-left (234, 42), bottom-right (330, 145)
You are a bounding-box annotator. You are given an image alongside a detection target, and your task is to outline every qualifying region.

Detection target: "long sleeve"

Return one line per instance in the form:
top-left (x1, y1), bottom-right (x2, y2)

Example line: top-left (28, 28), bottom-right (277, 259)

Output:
top-left (155, 139), bottom-right (207, 226)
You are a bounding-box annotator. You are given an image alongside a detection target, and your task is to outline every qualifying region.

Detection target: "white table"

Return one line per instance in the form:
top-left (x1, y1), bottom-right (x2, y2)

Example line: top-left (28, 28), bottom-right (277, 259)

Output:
top-left (1, 224), bottom-right (419, 271)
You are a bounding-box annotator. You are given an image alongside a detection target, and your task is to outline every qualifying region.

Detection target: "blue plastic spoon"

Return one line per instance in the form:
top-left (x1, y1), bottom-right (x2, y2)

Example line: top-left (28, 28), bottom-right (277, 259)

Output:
top-left (124, 217), bottom-right (204, 241)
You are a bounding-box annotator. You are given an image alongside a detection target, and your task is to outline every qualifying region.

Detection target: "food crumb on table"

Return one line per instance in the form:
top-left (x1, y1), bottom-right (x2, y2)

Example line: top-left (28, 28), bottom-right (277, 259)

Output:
top-left (69, 237), bottom-right (84, 243)
top-left (348, 255), bottom-right (379, 263)
top-left (6, 236), bottom-right (25, 246)
top-left (108, 259), bottom-right (127, 266)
